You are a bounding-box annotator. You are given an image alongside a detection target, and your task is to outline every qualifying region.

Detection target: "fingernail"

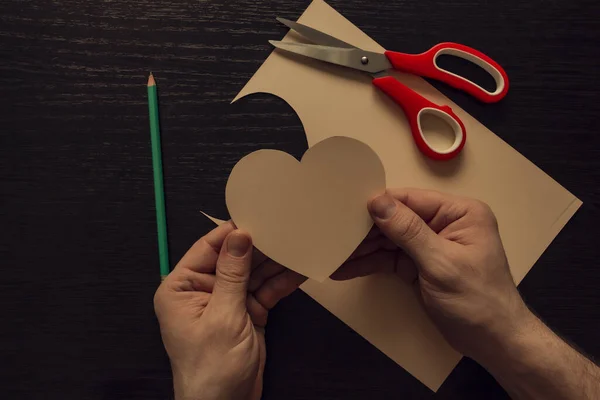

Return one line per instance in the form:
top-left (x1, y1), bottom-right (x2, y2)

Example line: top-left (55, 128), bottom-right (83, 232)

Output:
top-left (227, 232), bottom-right (250, 257)
top-left (370, 194), bottom-right (396, 220)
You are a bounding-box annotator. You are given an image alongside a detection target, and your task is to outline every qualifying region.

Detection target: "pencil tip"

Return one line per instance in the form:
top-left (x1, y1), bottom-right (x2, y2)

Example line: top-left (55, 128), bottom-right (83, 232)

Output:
top-left (148, 73), bottom-right (156, 87)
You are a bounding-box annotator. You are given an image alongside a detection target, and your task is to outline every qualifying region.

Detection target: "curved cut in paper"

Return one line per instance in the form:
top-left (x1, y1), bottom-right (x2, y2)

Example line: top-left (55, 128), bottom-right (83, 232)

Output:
top-left (230, 0), bottom-right (581, 391)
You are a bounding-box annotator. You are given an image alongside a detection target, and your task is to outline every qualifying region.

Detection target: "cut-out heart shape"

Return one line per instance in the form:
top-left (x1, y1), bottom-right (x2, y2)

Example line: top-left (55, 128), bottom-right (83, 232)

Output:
top-left (225, 136), bottom-right (386, 281)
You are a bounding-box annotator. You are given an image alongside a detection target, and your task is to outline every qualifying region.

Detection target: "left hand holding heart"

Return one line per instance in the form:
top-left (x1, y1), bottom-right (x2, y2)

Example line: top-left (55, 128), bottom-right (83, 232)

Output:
top-left (154, 222), bottom-right (306, 400)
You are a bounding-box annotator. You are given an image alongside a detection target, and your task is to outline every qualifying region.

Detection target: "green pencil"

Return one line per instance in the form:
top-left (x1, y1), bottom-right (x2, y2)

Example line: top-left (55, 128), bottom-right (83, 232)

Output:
top-left (147, 73), bottom-right (170, 280)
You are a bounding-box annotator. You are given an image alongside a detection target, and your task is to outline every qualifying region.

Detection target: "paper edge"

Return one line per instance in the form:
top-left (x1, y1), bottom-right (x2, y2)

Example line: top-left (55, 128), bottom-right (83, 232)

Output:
top-left (231, 0), bottom-right (311, 104)
top-left (200, 211), bottom-right (227, 226)
top-left (515, 197), bottom-right (582, 286)
top-left (299, 282), bottom-right (462, 391)
top-left (232, 0), bottom-right (384, 105)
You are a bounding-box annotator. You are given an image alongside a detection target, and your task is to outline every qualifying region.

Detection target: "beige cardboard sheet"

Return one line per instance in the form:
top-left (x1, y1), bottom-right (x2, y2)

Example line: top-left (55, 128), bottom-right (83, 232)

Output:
top-left (227, 0), bottom-right (582, 392)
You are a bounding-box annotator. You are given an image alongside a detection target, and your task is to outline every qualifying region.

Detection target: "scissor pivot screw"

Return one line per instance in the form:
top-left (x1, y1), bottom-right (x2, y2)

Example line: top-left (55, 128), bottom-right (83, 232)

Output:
top-left (361, 56), bottom-right (369, 65)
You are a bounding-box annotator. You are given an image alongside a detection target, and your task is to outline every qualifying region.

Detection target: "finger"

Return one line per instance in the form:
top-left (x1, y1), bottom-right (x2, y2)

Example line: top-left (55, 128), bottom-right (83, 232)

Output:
top-left (251, 247), bottom-right (270, 270)
top-left (254, 269), bottom-right (307, 310)
top-left (212, 230), bottom-right (253, 307)
top-left (332, 249), bottom-right (417, 284)
top-left (203, 220), bottom-right (237, 248)
top-left (385, 188), bottom-right (453, 222)
top-left (348, 235), bottom-right (396, 261)
top-left (164, 269), bottom-right (216, 293)
top-left (386, 188), bottom-right (468, 233)
top-left (394, 251), bottom-right (419, 285)
top-left (154, 289), bottom-right (211, 320)
top-left (331, 250), bottom-right (395, 280)
top-left (248, 260), bottom-right (285, 292)
top-left (246, 294), bottom-right (268, 327)
top-left (369, 193), bottom-right (441, 265)
top-left (175, 221), bottom-right (236, 273)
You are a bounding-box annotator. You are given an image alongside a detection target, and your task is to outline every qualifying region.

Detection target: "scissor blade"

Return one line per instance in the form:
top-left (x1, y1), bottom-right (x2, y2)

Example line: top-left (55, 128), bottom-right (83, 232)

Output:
top-left (269, 41), bottom-right (391, 74)
top-left (276, 17), bottom-right (355, 49)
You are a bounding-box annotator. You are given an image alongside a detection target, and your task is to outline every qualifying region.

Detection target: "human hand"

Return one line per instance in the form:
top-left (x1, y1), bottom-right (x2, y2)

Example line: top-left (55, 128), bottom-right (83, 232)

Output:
top-left (332, 188), bottom-right (532, 361)
top-left (154, 222), bottom-right (306, 400)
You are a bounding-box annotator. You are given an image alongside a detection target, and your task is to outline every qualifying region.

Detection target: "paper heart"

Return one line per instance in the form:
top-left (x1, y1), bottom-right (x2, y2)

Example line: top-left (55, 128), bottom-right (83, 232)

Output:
top-left (225, 136), bottom-right (386, 281)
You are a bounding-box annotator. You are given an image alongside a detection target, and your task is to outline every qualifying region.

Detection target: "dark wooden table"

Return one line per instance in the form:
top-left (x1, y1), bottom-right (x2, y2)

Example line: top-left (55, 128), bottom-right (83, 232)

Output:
top-left (1, 0), bottom-right (599, 399)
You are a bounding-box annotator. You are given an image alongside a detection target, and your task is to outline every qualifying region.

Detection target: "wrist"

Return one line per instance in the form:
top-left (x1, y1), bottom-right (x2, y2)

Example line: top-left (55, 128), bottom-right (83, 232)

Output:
top-left (469, 306), bottom-right (600, 399)
top-left (471, 304), bottom-right (540, 368)
top-left (173, 369), bottom-right (231, 400)
top-left (466, 292), bottom-right (538, 365)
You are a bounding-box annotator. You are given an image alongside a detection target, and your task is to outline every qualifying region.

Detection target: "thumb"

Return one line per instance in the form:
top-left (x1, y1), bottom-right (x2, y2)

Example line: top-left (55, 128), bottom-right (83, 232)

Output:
top-left (212, 230), bottom-right (253, 307)
top-left (369, 193), bottom-right (440, 264)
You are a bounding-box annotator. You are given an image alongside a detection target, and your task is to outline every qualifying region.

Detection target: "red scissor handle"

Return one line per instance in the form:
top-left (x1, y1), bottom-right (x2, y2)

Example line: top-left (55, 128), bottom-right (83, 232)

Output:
top-left (384, 42), bottom-right (509, 103)
top-left (372, 75), bottom-right (466, 161)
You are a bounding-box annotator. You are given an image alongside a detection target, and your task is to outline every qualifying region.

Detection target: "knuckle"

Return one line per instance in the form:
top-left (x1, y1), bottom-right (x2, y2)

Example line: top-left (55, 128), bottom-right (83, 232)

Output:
top-left (254, 307), bottom-right (268, 326)
top-left (191, 236), bottom-right (211, 252)
top-left (392, 211), bottom-right (424, 243)
top-left (471, 199), bottom-right (492, 214)
top-left (470, 200), bottom-right (498, 224)
top-left (259, 276), bottom-right (294, 309)
top-left (217, 261), bottom-right (248, 285)
top-left (193, 235), bottom-right (207, 247)
top-left (260, 311), bottom-right (268, 326)
top-left (247, 296), bottom-right (269, 325)
top-left (267, 275), bottom-right (289, 295)
top-left (258, 290), bottom-right (278, 309)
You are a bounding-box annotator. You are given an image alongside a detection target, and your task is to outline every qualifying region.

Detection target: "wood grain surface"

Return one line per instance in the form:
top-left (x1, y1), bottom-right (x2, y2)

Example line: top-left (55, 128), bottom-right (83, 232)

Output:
top-left (1, 0), bottom-right (599, 399)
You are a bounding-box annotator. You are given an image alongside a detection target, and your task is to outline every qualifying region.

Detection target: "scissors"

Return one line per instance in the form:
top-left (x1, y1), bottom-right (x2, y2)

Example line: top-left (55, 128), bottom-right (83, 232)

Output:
top-left (270, 18), bottom-right (509, 161)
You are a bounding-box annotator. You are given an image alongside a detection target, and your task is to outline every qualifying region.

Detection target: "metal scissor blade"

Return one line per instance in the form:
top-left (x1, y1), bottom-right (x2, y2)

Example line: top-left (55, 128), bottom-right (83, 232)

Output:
top-left (276, 17), bottom-right (355, 49)
top-left (269, 41), bottom-right (392, 74)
